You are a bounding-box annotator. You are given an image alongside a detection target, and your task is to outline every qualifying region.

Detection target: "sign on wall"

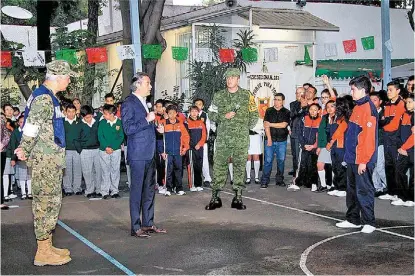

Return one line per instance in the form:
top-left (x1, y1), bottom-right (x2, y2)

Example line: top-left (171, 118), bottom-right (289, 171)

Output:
top-left (249, 73), bottom-right (280, 133)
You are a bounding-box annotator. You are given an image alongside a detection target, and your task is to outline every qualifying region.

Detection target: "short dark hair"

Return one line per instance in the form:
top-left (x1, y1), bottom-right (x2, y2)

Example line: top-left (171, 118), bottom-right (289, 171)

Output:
top-left (166, 104), bottom-right (178, 113)
top-left (155, 99), bottom-right (164, 106)
top-left (275, 93), bottom-right (285, 101)
top-left (308, 86), bottom-right (317, 94)
top-left (193, 98), bottom-right (205, 105)
top-left (406, 93), bottom-right (414, 101)
top-left (349, 76), bottom-right (372, 94)
top-left (303, 83), bottom-right (313, 88)
top-left (103, 104), bottom-right (117, 114)
top-left (369, 92), bottom-right (382, 100)
top-left (190, 105), bottom-right (199, 112)
top-left (2, 103), bottom-right (12, 110)
top-left (80, 105), bottom-right (94, 117)
top-left (104, 93), bottom-right (115, 100)
top-left (17, 115), bottom-right (25, 121)
top-left (13, 106), bottom-right (20, 113)
top-left (309, 103), bottom-right (321, 110)
top-left (387, 80), bottom-right (401, 90)
top-left (65, 103), bottom-right (76, 111)
top-left (408, 75), bottom-right (414, 82)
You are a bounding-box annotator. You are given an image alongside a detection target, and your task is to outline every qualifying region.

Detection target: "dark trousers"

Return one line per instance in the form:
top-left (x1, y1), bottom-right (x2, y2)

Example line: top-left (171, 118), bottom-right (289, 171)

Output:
top-left (295, 149), bottom-right (318, 188)
top-left (129, 159), bottom-right (156, 234)
top-left (324, 164), bottom-right (333, 187)
top-left (395, 152), bottom-right (414, 202)
top-left (346, 163), bottom-right (375, 227)
top-left (155, 140), bottom-right (165, 186)
top-left (1, 152), bottom-right (6, 204)
top-left (290, 137), bottom-right (300, 177)
top-left (384, 143), bottom-right (398, 195)
top-left (331, 148), bottom-right (346, 191)
top-left (189, 148), bottom-right (203, 188)
top-left (166, 155), bottom-right (183, 192)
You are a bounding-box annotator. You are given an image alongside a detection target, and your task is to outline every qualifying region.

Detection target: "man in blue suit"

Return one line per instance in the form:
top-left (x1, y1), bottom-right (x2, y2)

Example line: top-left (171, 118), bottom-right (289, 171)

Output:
top-left (122, 72), bottom-right (166, 238)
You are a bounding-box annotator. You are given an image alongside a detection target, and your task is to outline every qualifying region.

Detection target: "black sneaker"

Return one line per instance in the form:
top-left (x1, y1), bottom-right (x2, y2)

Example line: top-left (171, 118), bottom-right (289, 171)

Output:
top-left (316, 186), bottom-right (328, 193)
top-left (260, 183), bottom-right (268, 189)
top-left (86, 193), bottom-right (96, 198)
top-left (327, 187), bottom-right (336, 192)
top-left (95, 193), bottom-right (102, 198)
top-left (75, 192), bottom-right (83, 195)
top-left (102, 195), bottom-right (109, 200)
top-left (111, 194), bottom-right (120, 199)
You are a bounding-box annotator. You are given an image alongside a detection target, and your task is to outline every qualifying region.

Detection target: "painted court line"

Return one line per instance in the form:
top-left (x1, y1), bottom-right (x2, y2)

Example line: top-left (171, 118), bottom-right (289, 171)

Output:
top-left (219, 189), bottom-right (415, 240)
top-left (57, 220), bottom-right (135, 276)
top-left (299, 225), bottom-right (414, 276)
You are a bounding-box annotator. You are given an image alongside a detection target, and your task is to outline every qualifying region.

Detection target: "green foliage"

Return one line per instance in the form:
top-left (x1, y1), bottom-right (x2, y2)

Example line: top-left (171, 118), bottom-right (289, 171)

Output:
top-left (189, 26), bottom-right (256, 108)
top-left (160, 85), bottom-right (191, 112)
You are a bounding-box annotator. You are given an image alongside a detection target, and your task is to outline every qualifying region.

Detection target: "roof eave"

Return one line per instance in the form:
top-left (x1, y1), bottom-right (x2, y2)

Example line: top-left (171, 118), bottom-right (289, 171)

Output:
top-left (258, 25), bottom-right (340, 32)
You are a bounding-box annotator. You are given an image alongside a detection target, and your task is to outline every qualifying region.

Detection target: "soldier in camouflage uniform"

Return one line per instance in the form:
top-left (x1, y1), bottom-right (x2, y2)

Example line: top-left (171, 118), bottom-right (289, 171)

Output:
top-left (15, 60), bottom-right (75, 266)
top-left (206, 68), bottom-right (258, 210)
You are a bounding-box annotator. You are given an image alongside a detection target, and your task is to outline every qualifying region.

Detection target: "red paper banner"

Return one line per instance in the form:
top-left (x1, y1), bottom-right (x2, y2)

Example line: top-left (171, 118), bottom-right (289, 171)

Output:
top-left (86, 47), bottom-right (108, 64)
top-left (1, 51), bottom-right (12, 68)
top-left (343, 39), bottom-right (357, 54)
top-left (219, 49), bottom-right (235, 63)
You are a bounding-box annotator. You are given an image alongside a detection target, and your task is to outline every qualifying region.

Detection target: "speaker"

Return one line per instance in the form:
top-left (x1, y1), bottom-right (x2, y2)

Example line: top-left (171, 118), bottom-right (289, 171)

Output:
top-left (225, 0), bottom-right (237, 8)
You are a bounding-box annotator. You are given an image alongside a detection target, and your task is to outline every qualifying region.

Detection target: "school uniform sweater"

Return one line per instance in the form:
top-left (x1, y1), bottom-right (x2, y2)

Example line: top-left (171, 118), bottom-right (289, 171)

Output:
top-left (300, 115), bottom-right (322, 149)
top-left (64, 118), bottom-right (82, 151)
top-left (344, 95), bottom-right (378, 166)
top-left (382, 97), bottom-right (406, 146)
top-left (160, 118), bottom-right (190, 155)
top-left (187, 117), bottom-right (207, 149)
top-left (98, 118), bottom-right (124, 151)
top-left (317, 114), bottom-right (330, 148)
top-left (8, 127), bottom-right (22, 161)
top-left (80, 118), bottom-right (100, 150)
top-left (400, 111), bottom-right (414, 152)
top-left (328, 117), bottom-right (347, 149)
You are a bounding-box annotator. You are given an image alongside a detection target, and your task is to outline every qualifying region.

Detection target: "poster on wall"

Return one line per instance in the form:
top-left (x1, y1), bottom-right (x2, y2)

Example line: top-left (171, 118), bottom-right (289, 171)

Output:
top-left (249, 73), bottom-right (280, 133)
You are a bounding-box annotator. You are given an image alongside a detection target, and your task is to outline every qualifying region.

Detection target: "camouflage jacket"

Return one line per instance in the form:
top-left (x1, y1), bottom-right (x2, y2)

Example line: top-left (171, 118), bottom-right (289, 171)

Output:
top-left (208, 87), bottom-right (258, 143)
top-left (20, 93), bottom-right (65, 168)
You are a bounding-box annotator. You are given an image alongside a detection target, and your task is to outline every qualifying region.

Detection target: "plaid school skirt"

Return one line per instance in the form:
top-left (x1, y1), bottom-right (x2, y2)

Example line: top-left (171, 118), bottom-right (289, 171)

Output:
top-left (3, 157), bottom-right (15, 175)
top-left (16, 161), bottom-right (31, 181)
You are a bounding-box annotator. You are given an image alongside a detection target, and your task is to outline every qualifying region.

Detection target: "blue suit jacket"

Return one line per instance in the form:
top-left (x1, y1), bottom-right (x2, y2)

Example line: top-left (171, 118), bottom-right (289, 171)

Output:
top-left (121, 94), bottom-right (156, 161)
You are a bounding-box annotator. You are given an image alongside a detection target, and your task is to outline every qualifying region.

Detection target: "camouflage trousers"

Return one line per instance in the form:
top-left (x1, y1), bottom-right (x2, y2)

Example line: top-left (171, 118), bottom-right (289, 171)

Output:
top-left (31, 155), bottom-right (63, 241)
top-left (212, 139), bottom-right (249, 198)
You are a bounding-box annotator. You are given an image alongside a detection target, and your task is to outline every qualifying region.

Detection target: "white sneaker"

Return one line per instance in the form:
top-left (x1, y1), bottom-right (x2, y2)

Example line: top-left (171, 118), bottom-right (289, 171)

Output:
top-left (336, 220), bottom-right (362, 228)
top-left (9, 194), bottom-right (17, 199)
top-left (311, 184), bottom-right (317, 192)
top-left (404, 201), bottom-right (415, 207)
top-left (361, 225), bottom-right (376, 234)
top-left (390, 195), bottom-right (400, 201)
top-left (287, 184), bottom-right (300, 191)
top-left (158, 187), bottom-right (167, 194)
top-left (335, 191), bottom-right (347, 197)
top-left (391, 199), bottom-right (405, 206)
top-left (190, 187), bottom-right (198, 192)
top-left (164, 191), bottom-right (171, 196)
top-left (196, 187), bottom-right (204, 191)
top-left (378, 194), bottom-right (395, 200)
top-left (177, 191), bottom-right (186, 196)
top-left (327, 189), bottom-right (339, 196)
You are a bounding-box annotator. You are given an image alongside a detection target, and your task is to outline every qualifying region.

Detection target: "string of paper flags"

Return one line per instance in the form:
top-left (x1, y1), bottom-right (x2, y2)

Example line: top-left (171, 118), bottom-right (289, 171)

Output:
top-left (0, 44), bottom-right (260, 68)
top-left (325, 35), bottom-right (375, 57)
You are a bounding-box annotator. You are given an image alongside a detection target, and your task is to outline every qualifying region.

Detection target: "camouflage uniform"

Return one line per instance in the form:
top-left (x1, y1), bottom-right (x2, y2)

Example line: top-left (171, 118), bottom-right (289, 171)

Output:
top-left (19, 61), bottom-right (74, 241)
top-left (208, 68), bottom-right (258, 203)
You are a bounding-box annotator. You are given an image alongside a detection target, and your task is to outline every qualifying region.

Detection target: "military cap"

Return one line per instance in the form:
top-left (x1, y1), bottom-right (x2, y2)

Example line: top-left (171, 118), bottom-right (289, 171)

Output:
top-left (46, 60), bottom-right (76, 77)
top-left (224, 68), bottom-right (241, 78)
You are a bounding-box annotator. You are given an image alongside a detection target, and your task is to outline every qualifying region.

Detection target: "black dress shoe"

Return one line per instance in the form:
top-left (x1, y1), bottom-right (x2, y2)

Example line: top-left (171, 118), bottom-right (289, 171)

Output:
top-left (95, 193), bottom-right (102, 198)
top-left (75, 192), bottom-right (83, 195)
top-left (288, 171), bottom-right (295, 176)
top-left (86, 193), bottom-right (95, 198)
top-left (27, 194), bottom-right (33, 200)
top-left (102, 195), bottom-right (109, 200)
top-left (233, 200), bottom-right (246, 210)
top-left (205, 197), bottom-right (222, 210)
top-left (254, 178), bottom-right (260, 184)
top-left (203, 181), bottom-right (211, 187)
top-left (1, 205), bottom-right (9, 210)
top-left (65, 192), bottom-right (74, 196)
top-left (111, 194), bottom-right (120, 199)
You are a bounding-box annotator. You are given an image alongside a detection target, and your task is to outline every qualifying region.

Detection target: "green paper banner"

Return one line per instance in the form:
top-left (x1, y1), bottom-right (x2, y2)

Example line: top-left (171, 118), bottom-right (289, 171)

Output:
top-left (55, 49), bottom-right (78, 65)
top-left (304, 45), bottom-right (311, 64)
top-left (142, 44), bottom-right (162, 59)
top-left (172, 47), bottom-right (188, 61)
top-left (241, 48), bottom-right (258, 62)
top-left (361, 36), bottom-right (375, 50)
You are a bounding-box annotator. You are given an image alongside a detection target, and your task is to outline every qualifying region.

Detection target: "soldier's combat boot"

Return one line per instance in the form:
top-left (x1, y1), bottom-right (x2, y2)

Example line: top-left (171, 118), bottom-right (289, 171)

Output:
top-left (49, 234), bottom-right (70, 256)
top-left (231, 191), bottom-right (246, 210)
top-left (205, 191), bottom-right (222, 210)
top-left (34, 238), bottom-right (72, 266)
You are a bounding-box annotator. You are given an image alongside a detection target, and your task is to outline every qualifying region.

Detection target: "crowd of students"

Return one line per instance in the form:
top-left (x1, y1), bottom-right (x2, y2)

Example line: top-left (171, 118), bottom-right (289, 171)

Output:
top-left (0, 74), bottom-right (413, 211)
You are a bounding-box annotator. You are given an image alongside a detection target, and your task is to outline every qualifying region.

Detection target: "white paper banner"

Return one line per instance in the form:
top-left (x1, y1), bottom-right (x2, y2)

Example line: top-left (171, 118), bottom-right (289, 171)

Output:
top-left (264, 47), bottom-right (278, 62)
top-left (195, 48), bottom-right (213, 62)
top-left (249, 73), bottom-right (280, 133)
top-left (22, 51), bottom-right (46, 67)
top-left (116, 44), bottom-right (137, 60)
top-left (324, 43), bottom-right (337, 57)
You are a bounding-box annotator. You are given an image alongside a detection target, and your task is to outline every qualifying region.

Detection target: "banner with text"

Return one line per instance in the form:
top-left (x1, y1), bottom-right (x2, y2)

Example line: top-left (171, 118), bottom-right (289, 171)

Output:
top-left (249, 73), bottom-right (280, 133)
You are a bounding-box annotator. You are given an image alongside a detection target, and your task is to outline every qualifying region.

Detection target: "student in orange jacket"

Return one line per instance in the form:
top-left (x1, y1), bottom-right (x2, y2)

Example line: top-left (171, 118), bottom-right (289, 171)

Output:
top-left (187, 106), bottom-right (207, 192)
top-left (160, 105), bottom-right (190, 196)
top-left (378, 80), bottom-right (406, 201)
top-left (336, 76), bottom-right (378, 234)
